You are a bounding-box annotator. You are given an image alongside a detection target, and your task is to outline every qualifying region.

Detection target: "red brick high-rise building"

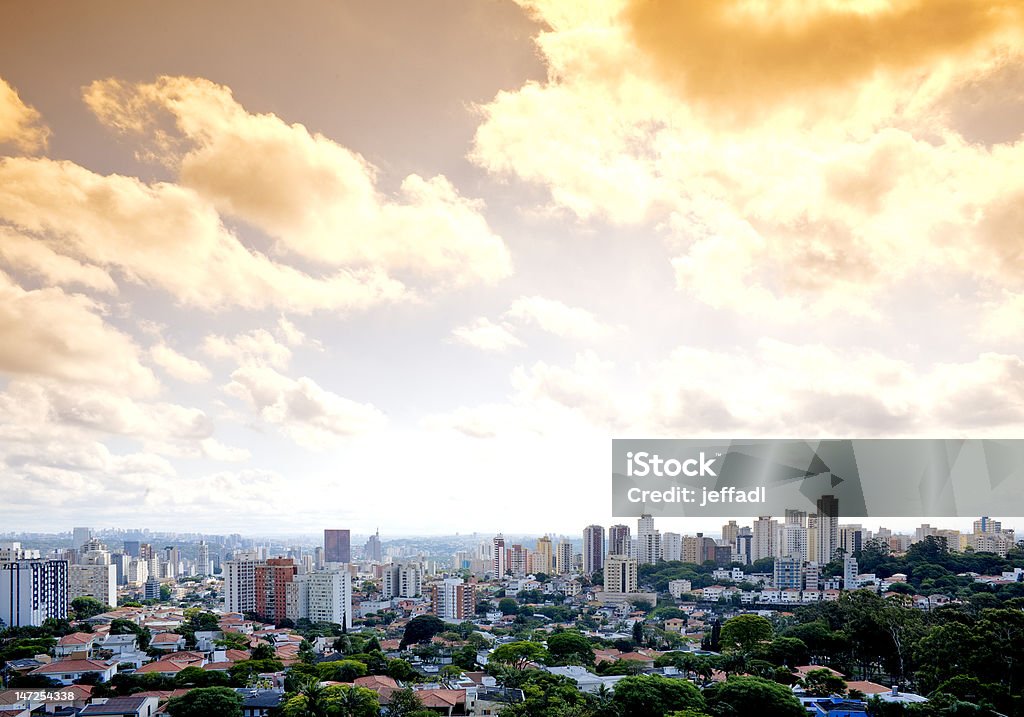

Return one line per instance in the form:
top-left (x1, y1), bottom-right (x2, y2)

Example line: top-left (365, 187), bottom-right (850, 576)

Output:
top-left (254, 558), bottom-right (296, 623)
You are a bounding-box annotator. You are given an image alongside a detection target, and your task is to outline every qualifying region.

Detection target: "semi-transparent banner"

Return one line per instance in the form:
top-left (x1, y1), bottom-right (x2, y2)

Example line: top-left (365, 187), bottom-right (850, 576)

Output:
top-left (611, 439), bottom-right (1024, 518)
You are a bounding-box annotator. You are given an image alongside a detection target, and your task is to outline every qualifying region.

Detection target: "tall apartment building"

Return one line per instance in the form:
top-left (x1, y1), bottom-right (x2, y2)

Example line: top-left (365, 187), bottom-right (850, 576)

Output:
top-left (254, 558), bottom-right (297, 623)
top-left (0, 559), bottom-right (68, 627)
top-left (781, 523), bottom-right (809, 563)
top-left (324, 530), bottom-right (351, 564)
top-left (839, 524), bottom-right (865, 558)
top-left (661, 532), bottom-right (682, 562)
top-left (752, 517), bottom-right (777, 562)
top-left (287, 569), bottom-right (352, 628)
top-left (721, 521), bottom-right (740, 547)
top-left (509, 545), bottom-right (529, 577)
top-left (735, 528), bottom-right (753, 565)
top-left (223, 551), bottom-right (260, 614)
top-left (582, 525), bottom-right (605, 576)
top-left (815, 495), bottom-right (840, 564)
top-left (196, 541), bottom-right (211, 577)
top-left (604, 555), bottom-right (638, 595)
top-left (843, 556), bottom-right (859, 589)
top-left (127, 559), bottom-right (149, 587)
top-left (637, 514), bottom-right (660, 565)
top-left (382, 563), bottom-right (422, 599)
top-left (608, 525), bottom-right (631, 558)
top-left (555, 541), bottom-right (574, 575)
top-left (534, 536), bottom-right (553, 575)
top-left (68, 564), bottom-right (116, 607)
top-left (492, 535), bottom-right (507, 578)
top-left (773, 556), bottom-right (801, 590)
top-left (431, 578), bottom-right (475, 621)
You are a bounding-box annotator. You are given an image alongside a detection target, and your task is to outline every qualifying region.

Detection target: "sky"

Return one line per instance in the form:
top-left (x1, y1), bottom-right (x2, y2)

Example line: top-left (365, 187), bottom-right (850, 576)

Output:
top-left (1, 0), bottom-right (1023, 537)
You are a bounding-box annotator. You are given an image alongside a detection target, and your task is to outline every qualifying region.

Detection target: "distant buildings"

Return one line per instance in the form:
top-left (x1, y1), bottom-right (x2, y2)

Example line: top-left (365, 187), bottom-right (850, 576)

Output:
top-left (492, 534), bottom-right (507, 578)
top-left (555, 541), bottom-right (574, 575)
top-left (68, 564), bottom-right (116, 607)
top-left (364, 530), bottom-right (383, 563)
top-left (637, 514), bottom-right (660, 565)
top-left (382, 562), bottom-right (422, 599)
top-left (608, 524), bottom-right (631, 558)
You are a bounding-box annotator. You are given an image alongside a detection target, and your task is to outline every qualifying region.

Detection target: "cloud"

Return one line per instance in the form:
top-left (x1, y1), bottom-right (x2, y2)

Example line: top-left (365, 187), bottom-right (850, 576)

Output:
top-left (0, 77), bottom-right (49, 151)
top-left (451, 317), bottom-right (524, 352)
top-left (224, 365), bottom-right (387, 448)
top-left (149, 343), bottom-right (212, 383)
top-left (470, 1), bottom-right (1024, 318)
top-left (506, 295), bottom-right (615, 340)
top-left (0, 156), bottom-right (408, 313)
top-left (427, 341), bottom-right (1024, 438)
top-left (83, 75), bottom-right (512, 290)
top-left (625, 0), bottom-right (1024, 111)
top-left (0, 227), bottom-right (118, 293)
top-left (202, 328), bottom-right (293, 370)
top-left (0, 270), bottom-right (157, 394)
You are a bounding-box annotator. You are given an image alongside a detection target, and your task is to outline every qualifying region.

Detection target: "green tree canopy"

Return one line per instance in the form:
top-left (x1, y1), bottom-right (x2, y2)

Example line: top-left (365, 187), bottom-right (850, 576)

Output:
top-left (165, 686), bottom-right (242, 717)
top-left (612, 674), bottom-right (706, 717)
top-left (704, 676), bottom-right (805, 717)
top-left (720, 614), bottom-right (773, 653)
top-left (545, 630), bottom-right (595, 666)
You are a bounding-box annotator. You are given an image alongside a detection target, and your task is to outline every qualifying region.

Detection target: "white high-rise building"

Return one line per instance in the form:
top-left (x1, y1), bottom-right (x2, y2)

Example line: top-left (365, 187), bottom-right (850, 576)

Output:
top-left (287, 569), bottom-right (352, 628)
top-left (781, 523), bottom-right (809, 563)
top-left (68, 564), bottom-right (116, 607)
top-left (843, 556), bottom-right (859, 590)
top-left (127, 559), bottom-right (149, 587)
top-left (382, 563), bottom-right (422, 599)
top-left (1, 559), bottom-right (69, 627)
top-left (555, 541), bottom-right (574, 575)
top-left (637, 514), bottom-right (660, 565)
top-left (661, 532), bottom-right (682, 562)
top-left (196, 541), bottom-right (211, 577)
top-left (752, 517), bottom-right (777, 562)
top-left (604, 555), bottom-right (638, 594)
top-left (223, 550), bottom-right (260, 614)
top-left (492, 535), bottom-right (507, 578)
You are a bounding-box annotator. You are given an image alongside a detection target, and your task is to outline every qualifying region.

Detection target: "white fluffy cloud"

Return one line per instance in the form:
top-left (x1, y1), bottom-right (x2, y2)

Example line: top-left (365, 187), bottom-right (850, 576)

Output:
top-left (224, 365), bottom-right (387, 448)
top-left (451, 317), bottom-right (524, 352)
top-left (471, 1), bottom-right (1024, 318)
top-left (0, 77), bottom-right (48, 152)
top-left (83, 75), bottom-right (512, 291)
top-left (0, 270), bottom-right (156, 395)
top-left (506, 295), bottom-right (615, 340)
top-left (149, 343), bottom-right (212, 384)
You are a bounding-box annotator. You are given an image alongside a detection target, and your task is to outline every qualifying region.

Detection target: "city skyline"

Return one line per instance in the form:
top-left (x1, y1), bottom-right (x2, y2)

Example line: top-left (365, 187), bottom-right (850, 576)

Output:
top-left (2, 2), bottom-right (1024, 533)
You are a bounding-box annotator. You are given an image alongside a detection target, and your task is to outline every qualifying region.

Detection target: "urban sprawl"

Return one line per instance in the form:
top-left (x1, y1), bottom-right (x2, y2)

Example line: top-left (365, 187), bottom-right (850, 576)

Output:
top-left (1, 508), bottom-right (1023, 716)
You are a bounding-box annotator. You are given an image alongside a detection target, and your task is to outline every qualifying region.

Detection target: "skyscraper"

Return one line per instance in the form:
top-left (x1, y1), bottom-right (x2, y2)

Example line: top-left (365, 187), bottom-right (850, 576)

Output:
top-left (555, 541), bottom-right (573, 575)
top-left (752, 516), bottom-right (777, 562)
top-left (492, 534), bottom-right (507, 578)
top-left (196, 541), bottom-right (211, 577)
top-left (364, 530), bottom-right (383, 563)
top-left (608, 524), bottom-right (631, 557)
top-left (637, 514), bottom-right (660, 565)
top-left (534, 536), bottom-right (552, 575)
top-left (432, 578), bottom-right (475, 621)
top-left (582, 525), bottom-right (605, 575)
top-left (816, 495), bottom-right (840, 564)
top-left (0, 559), bottom-right (68, 627)
top-left (324, 529), bottom-right (351, 564)
top-left (72, 527), bottom-right (92, 551)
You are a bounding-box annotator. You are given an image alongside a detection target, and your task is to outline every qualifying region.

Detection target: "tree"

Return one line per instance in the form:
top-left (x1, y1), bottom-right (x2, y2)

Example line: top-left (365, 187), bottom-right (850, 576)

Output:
top-left (546, 631), bottom-right (595, 666)
top-left (632, 620), bottom-right (645, 646)
top-left (490, 641), bottom-right (548, 670)
top-left (400, 615), bottom-right (446, 648)
top-left (720, 614), bottom-right (773, 653)
top-left (316, 659), bottom-right (368, 682)
top-left (498, 597), bottom-right (520, 615)
top-left (284, 685), bottom-right (379, 717)
top-left (383, 688), bottom-right (435, 717)
top-left (704, 676), bottom-right (805, 717)
top-left (250, 643), bottom-right (277, 661)
top-left (612, 674), bottom-right (706, 717)
top-left (159, 584), bottom-right (172, 601)
top-left (802, 668), bottom-right (847, 697)
top-left (166, 686), bottom-right (242, 717)
top-left (71, 596), bottom-right (109, 620)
